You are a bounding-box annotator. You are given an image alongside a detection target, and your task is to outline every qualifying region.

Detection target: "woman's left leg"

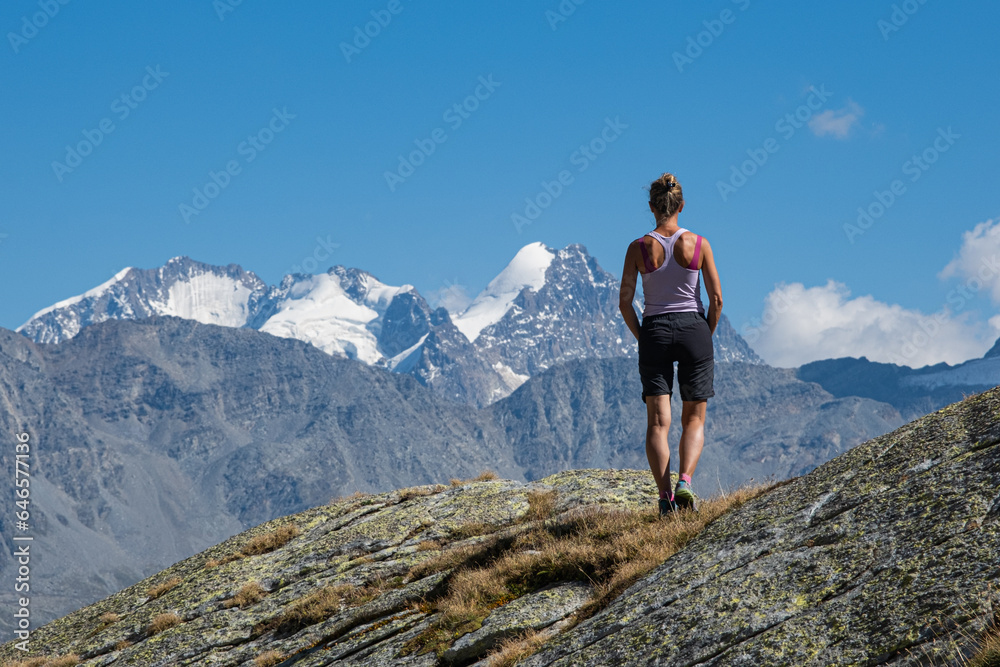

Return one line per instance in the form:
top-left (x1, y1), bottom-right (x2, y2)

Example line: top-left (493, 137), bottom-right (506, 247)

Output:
top-left (678, 399), bottom-right (707, 478)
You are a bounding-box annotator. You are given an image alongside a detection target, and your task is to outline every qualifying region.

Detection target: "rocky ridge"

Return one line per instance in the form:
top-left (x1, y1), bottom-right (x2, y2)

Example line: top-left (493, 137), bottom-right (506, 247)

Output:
top-left (3, 387), bottom-right (999, 666)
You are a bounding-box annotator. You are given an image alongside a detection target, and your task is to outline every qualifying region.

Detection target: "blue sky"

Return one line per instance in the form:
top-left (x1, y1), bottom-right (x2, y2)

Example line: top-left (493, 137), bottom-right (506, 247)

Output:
top-left (2, 0), bottom-right (999, 368)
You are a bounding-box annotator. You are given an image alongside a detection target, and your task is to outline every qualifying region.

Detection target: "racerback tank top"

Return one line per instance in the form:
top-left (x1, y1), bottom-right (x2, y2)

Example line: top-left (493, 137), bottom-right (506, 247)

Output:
top-left (638, 228), bottom-right (705, 317)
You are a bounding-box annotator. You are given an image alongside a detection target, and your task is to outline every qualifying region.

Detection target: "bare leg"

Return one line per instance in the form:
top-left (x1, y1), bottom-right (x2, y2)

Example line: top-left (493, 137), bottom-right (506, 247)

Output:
top-left (678, 400), bottom-right (707, 478)
top-left (645, 394), bottom-right (672, 497)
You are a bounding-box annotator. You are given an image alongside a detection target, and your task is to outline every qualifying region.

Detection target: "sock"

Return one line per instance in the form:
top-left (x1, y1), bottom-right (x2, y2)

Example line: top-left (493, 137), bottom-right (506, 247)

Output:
top-left (679, 473), bottom-right (692, 485)
top-left (659, 490), bottom-right (674, 501)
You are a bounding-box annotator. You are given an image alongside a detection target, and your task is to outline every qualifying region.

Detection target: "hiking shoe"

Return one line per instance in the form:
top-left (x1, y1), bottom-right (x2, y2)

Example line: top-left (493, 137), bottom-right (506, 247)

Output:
top-left (658, 498), bottom-right (677, 517)
top-left (674, 480), bottom-right (698, 512)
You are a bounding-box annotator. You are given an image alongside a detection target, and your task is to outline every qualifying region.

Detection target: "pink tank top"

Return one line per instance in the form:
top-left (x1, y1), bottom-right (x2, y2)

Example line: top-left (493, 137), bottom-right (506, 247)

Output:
top-left (638, 228), bottom-right (705, 316)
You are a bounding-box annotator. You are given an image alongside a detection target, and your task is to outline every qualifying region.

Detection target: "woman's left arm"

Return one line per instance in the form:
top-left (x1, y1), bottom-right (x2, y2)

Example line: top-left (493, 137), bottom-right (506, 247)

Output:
top-left (619, 241), bottom-right (641, 341)
top-left (700, 238), bottom-right (723, 335)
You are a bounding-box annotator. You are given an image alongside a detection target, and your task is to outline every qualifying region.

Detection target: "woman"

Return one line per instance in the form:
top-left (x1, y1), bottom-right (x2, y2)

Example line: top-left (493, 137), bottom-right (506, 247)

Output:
top-left (618, 173), bottom-right (722, 516)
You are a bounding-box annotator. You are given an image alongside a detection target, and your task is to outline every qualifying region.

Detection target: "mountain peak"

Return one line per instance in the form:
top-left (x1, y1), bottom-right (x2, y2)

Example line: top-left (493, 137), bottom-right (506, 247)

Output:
top-left (985, 336), bottom-right (1000, 359)
top-left (452, 242), bottom-right (555, 342)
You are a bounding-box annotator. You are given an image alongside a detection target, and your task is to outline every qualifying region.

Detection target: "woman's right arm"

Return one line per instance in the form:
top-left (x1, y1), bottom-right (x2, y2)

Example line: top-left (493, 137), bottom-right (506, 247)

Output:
top-left (619, 241), bottom-right (641, 341)
top-left (700, 238), bottom-right (723, 335)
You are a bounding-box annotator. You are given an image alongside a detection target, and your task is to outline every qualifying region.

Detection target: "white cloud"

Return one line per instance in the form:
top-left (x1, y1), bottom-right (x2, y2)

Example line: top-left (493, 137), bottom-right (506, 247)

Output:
top-left (428, 279), bottom-right (473, 314)
top-left (939, 217), bottom-right (1000, 303)
top-left (742, 280), bottom-right (997, 369)
top-left (809, 100), bottom-right (864, 139)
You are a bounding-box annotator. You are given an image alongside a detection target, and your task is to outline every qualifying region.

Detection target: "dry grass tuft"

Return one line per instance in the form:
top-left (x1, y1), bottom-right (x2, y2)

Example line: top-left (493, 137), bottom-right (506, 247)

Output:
top-left (97, 611), bottom-right (119, 625)
top-left (258, 577), bottom-right (399, 636)
top-left (252, 650), bottom-right (286, 667)
top-left (485, 629), bottom-right (548, 667)
top-left (450, 521), bottom-right (495, 540)
top-left (146, 612), bottom-right (182, 636)
top-left (416, 539), bottom-right (442, 552)
top-left (522, 489), bottom-right (558, 522)
top-left (241, 524), bottom-right (301, 557)
top-left (967, 619), bottom-right (1000, 667)
top-left (45, 657), bottom-right (80, 667)
top-left (402, 481), bottom-right (776, 659)
top-left (5, 657), bottom-right (80, 667)
top-left (114, 640), bottom-right (133, 651)
top-left (224, 581), bottom-right (268, 609)
top-left (451, 471), bottom-right (500, 486)
top-left (146, 576), bottom-right (181, 600)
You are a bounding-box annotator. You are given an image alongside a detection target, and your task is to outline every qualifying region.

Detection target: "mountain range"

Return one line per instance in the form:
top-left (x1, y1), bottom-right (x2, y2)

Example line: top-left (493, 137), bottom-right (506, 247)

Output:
top-left (15, 245), bottom-right (762, 407)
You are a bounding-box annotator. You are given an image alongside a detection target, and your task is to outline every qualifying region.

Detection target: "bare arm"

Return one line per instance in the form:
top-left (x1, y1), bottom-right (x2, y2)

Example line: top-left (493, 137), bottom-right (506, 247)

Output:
top-left (619, 241), bottom-right (641, 341)
top-left (699, 238), bottom-right (723, 335)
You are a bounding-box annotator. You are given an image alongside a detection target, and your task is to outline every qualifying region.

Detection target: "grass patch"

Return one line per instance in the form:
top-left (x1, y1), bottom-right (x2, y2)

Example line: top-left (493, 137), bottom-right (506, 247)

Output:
top-left (451, 470), bottom-right (500, 486)
top-left (485, 629), bottom-right (548, 667)
top-left (201, 525), bottom-right (300, 569)
top-left (146, 612), bottom-right (182, 636)
top-left (416, 539), bottom-right (442, 552)
top-left (402, 482), bottom-right (775, 659)
top-left (224, 581), bottom-right (268, 609)
top-left (521, 489), bottom-right (557, 522)
top-left (146, 576), bottom-right (181, 600)
top-left (97, 612), bottom-right (119, 626)
top-left (252, 650), bottom-right (286, 667)
top-left (4, 657), bottom-right (80, 667)
top-left (967, 619), bottom-right (1000, 667)
top-left (450, 521), bottom-right (496, 540)
top-left (256, 577), bottom-right (401, 637)
top-left (241, 524), bottom-right (301, 557)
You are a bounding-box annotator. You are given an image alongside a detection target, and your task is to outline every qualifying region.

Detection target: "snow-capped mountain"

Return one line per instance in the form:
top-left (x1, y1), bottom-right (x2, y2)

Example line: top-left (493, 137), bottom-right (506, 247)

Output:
top-left (452, 242), bottom-right (555, 342)
top-left (258, 268), bottom-right (414, 364)
top-left (16, 244), bottom-right (764, 405)
top-left (18, 258), bottom-right (270, 344)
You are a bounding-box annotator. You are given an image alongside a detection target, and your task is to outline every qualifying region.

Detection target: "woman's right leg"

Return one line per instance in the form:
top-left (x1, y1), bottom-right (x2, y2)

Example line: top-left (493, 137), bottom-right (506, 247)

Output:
top-left (645, 394), bottom-right (672, 498)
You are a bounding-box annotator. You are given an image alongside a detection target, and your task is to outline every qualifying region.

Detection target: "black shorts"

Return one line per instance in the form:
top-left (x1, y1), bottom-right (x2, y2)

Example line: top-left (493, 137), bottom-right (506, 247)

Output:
top-left (638, 311), bottom-right (715, 403)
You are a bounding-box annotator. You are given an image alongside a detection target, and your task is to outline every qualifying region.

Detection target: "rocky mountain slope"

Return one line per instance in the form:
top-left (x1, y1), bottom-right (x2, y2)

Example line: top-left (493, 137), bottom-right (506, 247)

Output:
top-left (3, 386), bottom-right (998, 666)
top-left (0, 317), bottom-right (901, 638)
top-left (15, 246), bottom-right (762, 407)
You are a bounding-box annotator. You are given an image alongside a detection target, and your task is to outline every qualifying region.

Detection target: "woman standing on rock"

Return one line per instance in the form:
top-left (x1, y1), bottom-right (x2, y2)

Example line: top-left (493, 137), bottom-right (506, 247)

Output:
top-left (618, 173), bottom-right (722, 516)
